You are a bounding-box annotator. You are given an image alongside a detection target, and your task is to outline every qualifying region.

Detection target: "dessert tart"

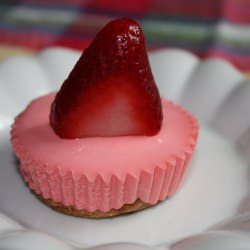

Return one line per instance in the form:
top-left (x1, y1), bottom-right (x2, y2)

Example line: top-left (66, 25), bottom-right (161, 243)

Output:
top-left (11, 18), bottom-right (199, 218)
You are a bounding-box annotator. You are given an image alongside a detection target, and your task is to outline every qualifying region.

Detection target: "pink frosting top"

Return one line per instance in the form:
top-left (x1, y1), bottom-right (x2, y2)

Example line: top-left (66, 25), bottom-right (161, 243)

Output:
top-left (11, 93), bottom-right (199, 211)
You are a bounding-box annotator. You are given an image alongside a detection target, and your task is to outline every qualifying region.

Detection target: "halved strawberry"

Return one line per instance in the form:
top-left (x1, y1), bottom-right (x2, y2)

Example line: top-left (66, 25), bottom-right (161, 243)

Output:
top-left (50, 18), bottom-right (163, 138)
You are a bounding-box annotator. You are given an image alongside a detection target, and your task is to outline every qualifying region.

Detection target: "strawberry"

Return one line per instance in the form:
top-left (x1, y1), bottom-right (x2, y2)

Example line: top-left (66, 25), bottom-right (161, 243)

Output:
top-left (50, 18), bottom-right (163, 138)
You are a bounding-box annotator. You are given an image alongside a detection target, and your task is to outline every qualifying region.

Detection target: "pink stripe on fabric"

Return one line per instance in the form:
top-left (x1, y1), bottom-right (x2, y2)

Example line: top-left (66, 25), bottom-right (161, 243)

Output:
top-left (86, 0), bottom-right (152, 13)
top-left (205, 49), bottom-right (250, 71)
top-left (0, 31), bottom-right (91, 50)
top-left (223, 1), bottom-right (250, 23)
top-left (0, 31), bottom-right (56, 49)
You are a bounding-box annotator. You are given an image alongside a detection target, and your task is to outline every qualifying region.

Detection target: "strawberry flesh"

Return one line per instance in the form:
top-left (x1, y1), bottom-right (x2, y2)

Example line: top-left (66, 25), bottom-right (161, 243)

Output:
top-left (50, 18), bottom-right (163, 138)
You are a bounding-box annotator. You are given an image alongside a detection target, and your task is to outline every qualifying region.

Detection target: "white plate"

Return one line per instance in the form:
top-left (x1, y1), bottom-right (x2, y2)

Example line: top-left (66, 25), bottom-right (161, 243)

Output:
top-left (0, 47), bottom-right (250, 250)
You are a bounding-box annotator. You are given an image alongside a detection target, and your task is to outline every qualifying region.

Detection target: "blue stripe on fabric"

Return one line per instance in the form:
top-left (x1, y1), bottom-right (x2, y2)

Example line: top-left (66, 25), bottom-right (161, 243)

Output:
top-left (0, 22), bottom-right (66, 35)
top-left (0, 24), bottom-right (96, 39)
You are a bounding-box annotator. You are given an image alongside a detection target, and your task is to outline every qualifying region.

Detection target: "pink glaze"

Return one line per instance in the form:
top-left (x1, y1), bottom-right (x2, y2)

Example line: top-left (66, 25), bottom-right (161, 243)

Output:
top-left (11, 93), bottom-right (199, 212)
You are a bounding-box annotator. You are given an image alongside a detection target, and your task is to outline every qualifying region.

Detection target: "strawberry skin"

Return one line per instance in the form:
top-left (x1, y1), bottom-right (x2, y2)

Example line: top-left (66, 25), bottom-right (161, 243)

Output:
top-left (50, 18), bottom-right (163, 138)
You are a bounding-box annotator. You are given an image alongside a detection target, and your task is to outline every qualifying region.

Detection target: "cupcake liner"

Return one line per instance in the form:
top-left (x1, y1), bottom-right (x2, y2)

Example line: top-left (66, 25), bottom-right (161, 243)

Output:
top-left (14, 141), bottom-right (197, 212)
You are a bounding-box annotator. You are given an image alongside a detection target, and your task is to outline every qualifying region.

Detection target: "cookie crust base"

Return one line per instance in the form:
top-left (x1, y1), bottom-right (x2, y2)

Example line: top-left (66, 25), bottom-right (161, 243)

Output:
top-left (38, 195), bottom-right (152, 218)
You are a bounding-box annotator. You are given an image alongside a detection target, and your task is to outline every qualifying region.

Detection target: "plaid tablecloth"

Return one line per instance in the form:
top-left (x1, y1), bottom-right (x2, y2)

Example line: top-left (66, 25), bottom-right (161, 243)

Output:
top-left (0, 0), bottom-right (250, 72)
